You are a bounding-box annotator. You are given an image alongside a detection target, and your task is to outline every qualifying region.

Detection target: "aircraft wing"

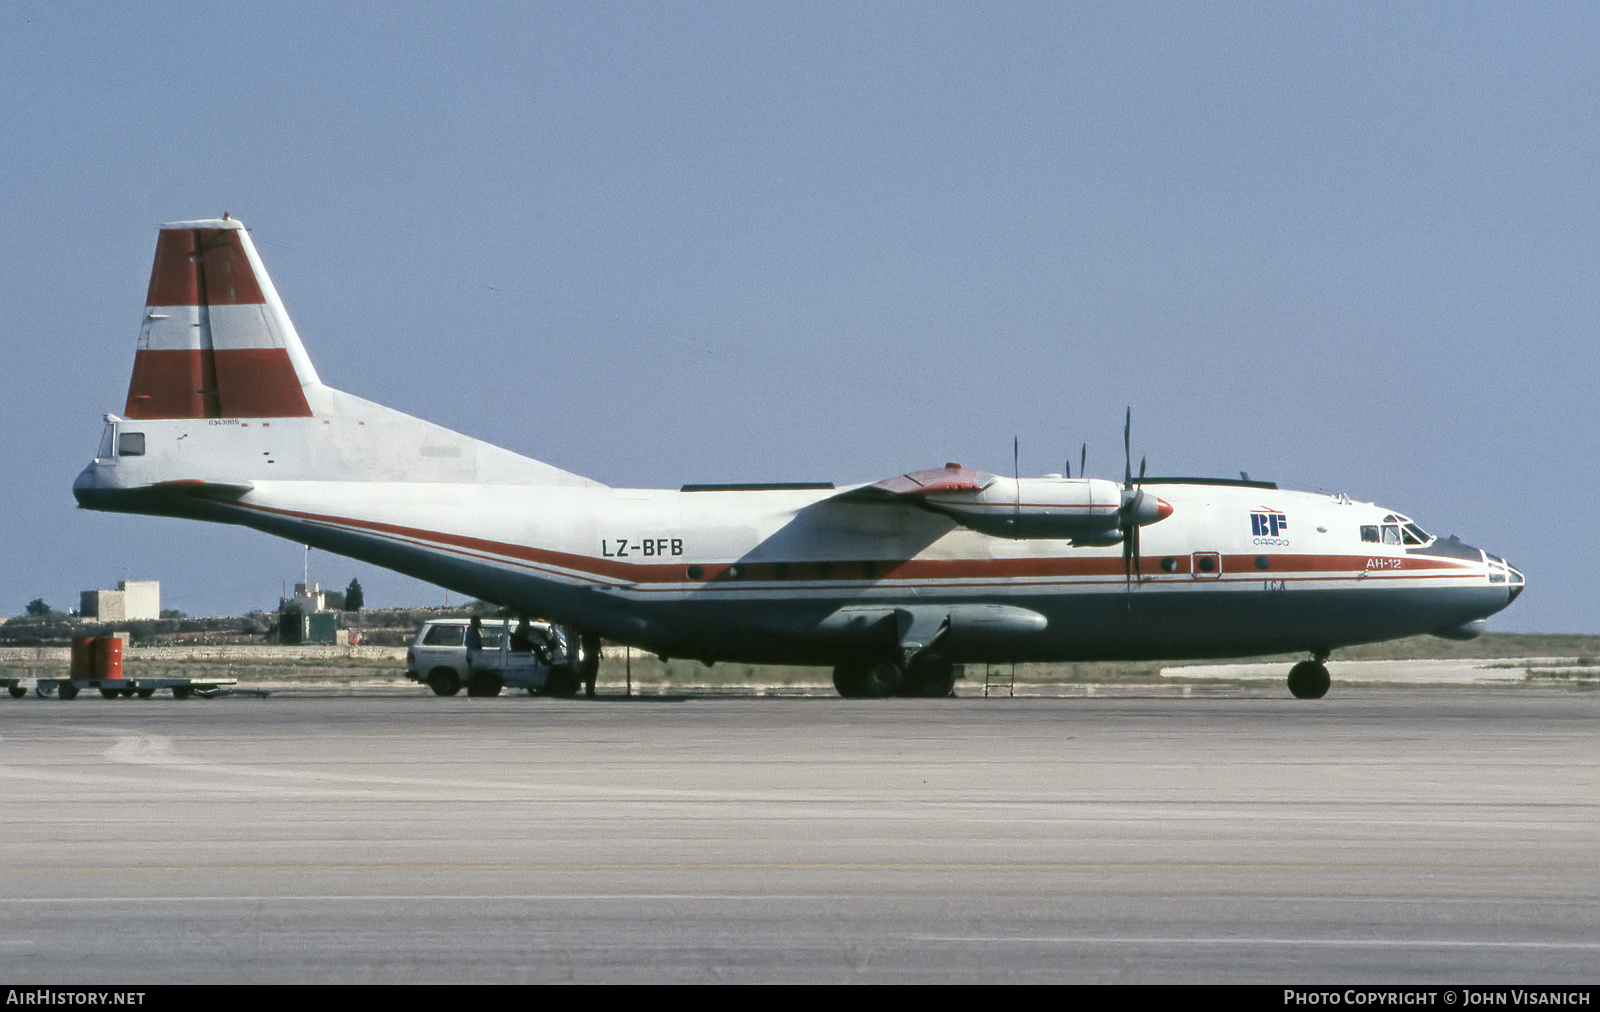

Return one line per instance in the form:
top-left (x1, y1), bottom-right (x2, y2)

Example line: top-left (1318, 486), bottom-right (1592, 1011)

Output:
top-left (848, 463), bottom-right (993, 499)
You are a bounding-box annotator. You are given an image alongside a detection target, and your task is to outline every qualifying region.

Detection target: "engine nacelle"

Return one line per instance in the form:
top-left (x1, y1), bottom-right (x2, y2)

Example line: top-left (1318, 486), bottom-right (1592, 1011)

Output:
top-left (926, 477), bottom-right (1152, 542)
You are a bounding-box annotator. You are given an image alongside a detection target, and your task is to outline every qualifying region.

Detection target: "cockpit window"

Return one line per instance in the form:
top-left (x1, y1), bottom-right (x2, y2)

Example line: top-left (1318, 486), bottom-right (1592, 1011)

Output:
top-left (1366, 518), bottom-right (1432, 547)
top-left (117, 432), bottom-right (145, 456)
top-left (97, 424), bottom-right (115, 459)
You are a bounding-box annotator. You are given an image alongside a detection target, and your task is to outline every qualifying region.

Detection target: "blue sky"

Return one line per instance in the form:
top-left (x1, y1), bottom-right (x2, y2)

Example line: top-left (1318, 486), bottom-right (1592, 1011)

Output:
top-left (2, 2), bottom-right (1594, 631)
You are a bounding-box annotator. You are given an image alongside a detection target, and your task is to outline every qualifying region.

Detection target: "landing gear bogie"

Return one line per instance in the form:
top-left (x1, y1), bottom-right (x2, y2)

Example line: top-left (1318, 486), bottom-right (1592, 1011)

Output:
top-left (833, 660), bottom-right (903, 698)
top-left (833, 657), bottom-right (955, 699)
top-left (906, 657), bottom-right (957, 697)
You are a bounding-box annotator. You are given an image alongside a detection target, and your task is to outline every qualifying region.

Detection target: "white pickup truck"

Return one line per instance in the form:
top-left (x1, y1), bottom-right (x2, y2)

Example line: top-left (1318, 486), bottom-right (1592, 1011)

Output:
top-left (406, 618), bottom-right (597, 698)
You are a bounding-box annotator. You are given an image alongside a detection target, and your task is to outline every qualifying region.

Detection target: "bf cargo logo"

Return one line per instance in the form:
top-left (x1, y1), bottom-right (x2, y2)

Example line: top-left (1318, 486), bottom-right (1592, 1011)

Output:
top-left (1250, 509), bottom-right (1289, 546)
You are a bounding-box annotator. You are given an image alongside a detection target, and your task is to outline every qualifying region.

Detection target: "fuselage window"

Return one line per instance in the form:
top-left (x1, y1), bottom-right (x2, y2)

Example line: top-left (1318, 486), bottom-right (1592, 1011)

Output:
top-left (117, 432), bottom-right (145, 456)
top-left (1382, 525), bottom-right (1401, 545)
top-left (1360, 525), bottom-right (1380, 543)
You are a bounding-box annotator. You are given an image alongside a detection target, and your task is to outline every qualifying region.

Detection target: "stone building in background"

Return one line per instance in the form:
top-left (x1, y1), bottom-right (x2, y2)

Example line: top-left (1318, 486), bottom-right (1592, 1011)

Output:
top-left (79, 580), bottom-right (160, 622)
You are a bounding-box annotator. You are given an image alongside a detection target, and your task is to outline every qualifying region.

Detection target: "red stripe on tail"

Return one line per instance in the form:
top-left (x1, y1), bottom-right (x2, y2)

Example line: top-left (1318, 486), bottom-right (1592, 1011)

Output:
top-left (125, 349), bottom-right (311, 419)
top-left (128, 226), bottom-right (308, 418)
top-left (145, 228), bottom-right (265, 307)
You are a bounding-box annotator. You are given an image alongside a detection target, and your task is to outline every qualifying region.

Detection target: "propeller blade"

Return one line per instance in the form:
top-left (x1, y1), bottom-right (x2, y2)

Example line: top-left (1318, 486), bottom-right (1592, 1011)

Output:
top-left (1123, 408), bottom-right (1132, 487)
top-left (1080, 443), bottom-right (1087, 481)
top-left (1139, 456), bottom-right (1146, 484)
top-left (1012, 435), bottom-right (1020, 534)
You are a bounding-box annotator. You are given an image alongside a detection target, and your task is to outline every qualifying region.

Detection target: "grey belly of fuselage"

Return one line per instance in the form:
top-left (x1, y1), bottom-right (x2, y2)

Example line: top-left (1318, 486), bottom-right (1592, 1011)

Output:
top-left (561, 584), bottom-right (1511, 665)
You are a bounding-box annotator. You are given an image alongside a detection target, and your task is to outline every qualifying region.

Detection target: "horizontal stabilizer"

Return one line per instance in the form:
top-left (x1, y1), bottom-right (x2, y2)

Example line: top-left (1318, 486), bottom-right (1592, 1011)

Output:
top-left (149, 478), bottom-right (256, 500)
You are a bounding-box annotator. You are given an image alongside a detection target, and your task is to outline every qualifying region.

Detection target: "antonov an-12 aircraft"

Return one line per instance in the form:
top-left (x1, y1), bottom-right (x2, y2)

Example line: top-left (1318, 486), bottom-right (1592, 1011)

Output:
top-left (74, 218), bottom-right (1525, 699)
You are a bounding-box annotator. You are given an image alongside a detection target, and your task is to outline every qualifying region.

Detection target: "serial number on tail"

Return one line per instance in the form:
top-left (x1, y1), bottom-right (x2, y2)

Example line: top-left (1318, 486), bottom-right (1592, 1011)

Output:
top-left (602, 538), bottom-right (683, 558)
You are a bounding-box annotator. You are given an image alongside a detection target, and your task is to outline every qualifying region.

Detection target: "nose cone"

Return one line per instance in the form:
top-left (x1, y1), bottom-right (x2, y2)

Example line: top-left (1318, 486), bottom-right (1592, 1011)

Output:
top-left (72, 463), bottom-right (103, 506)
top-left (1155, 498), bottom-right (1174, 522)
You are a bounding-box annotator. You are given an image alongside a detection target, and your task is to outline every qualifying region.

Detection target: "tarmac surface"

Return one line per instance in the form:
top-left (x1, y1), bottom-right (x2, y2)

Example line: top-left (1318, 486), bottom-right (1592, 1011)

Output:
top-left (0, 688), bottom-right (1596, 984)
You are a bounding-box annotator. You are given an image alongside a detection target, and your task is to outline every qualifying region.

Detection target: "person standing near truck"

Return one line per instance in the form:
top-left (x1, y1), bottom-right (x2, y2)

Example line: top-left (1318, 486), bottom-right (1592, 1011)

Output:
top-left (465, 616), bottom-right (483, 673)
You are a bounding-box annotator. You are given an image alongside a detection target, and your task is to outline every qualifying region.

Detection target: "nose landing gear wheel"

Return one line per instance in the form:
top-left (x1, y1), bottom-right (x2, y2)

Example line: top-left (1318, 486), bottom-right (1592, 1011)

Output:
top-left (1287, 661), bottom-right (1331, 699)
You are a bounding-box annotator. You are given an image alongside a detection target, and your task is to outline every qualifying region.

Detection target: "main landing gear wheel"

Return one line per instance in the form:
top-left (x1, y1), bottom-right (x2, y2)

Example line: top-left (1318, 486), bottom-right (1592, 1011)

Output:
top-left (832, 660), bottom-right (906, 699)
top-left (428, 668), bottom-right (462, 696)
top-left (906, 657), bottom-right (957, 698)
top-left (543, 668), bottom-right (580, 698)
top-left (1287, 660), bottom-right (1331, 699)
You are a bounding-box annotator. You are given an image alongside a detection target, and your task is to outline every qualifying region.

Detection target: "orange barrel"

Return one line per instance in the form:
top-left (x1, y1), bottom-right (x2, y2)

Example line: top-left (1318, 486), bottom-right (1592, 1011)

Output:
top-left (70, 637), bottom-right (96, 680)
top-left (94, 636), bottom-right (124, 680)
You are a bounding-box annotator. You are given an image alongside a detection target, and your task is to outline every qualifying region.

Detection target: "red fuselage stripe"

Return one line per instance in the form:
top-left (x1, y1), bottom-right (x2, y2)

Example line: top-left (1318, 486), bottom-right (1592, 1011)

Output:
top-left (233, 501), bottom-right (1480, 588)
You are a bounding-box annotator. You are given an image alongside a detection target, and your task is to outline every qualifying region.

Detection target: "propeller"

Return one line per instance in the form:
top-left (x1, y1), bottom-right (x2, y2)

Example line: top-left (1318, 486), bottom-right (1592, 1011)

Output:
top-left (1120, 408), bottom-right (1147, 605)
top-left (1067, 442), bottom-right (1086, 480)
top-left (1012, 435), bottom-right (1020, 534)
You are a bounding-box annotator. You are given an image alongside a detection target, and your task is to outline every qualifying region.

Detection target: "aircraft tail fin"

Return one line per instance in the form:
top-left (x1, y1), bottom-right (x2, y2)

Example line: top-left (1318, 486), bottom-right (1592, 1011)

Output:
top-left (97, 217), bottom-right (603, 489)
top-left (126, 217), bottom-right (319, 420)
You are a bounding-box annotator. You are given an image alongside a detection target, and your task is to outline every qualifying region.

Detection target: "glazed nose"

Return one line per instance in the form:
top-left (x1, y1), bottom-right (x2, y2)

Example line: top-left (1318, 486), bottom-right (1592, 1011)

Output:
top-left (1486, 552), bottom-right (1525, 601)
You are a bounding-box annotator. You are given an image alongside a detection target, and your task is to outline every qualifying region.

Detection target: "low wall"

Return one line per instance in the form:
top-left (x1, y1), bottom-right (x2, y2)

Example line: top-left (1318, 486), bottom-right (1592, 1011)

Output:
top-left (0, 645), bottom-right (408, 663)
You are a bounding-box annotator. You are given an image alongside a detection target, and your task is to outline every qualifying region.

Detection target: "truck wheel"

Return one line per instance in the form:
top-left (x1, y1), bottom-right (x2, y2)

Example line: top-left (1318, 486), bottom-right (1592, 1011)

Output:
top-left (100, 688), bottom-right (122, 700)
top-left (8, 685), bottom-right (25, 699)
top-left (172, 686), bottom-right (193, 700)
top-left (466, 671), bottom-right (502, 697)
top-left (58, 683), bottom-right (80, 701)
top-left (136, 688), bottom-right (155, 699)
top-left (428, 668), bottom-right (462, 696)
